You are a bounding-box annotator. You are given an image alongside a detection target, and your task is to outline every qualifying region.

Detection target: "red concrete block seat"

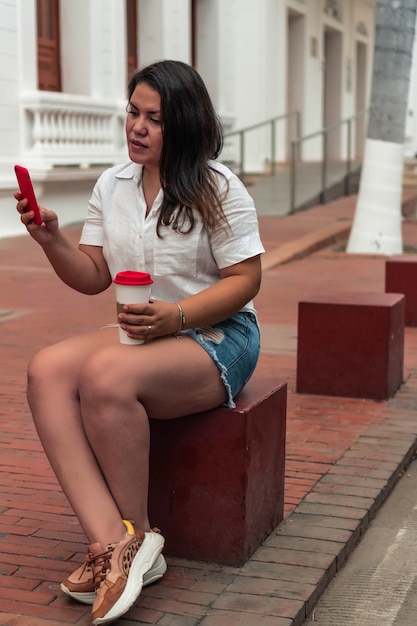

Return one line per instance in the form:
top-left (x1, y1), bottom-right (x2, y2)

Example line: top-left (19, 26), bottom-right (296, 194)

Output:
top-left (148, 377), bottom-right (287, 566)
top-left (296, 292), bottom-right (404, 400)
top-left (385, 255), bottom-right (417, 326)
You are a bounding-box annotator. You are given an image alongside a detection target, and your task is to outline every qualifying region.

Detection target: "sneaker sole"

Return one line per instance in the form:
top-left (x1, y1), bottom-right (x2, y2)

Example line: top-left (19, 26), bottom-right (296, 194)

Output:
top-left (61, 552), bottom-right (167, 605)
top-left (92, 531), bottom-right (165, 625)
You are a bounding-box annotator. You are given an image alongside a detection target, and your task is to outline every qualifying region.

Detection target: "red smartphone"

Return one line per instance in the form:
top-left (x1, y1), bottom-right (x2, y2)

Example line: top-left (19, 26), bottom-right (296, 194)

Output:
top-left (14, 165), bottom-right (43, 225)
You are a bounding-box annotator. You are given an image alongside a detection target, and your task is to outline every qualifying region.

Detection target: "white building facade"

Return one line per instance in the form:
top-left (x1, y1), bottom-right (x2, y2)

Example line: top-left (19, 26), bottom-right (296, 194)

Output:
top-left (0, 0), bottom-right (377, 238)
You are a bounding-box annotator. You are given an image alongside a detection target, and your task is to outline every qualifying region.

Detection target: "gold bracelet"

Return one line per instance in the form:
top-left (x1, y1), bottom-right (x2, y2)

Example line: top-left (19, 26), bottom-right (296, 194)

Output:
top-left (174, 302), bottom-right (186, 337)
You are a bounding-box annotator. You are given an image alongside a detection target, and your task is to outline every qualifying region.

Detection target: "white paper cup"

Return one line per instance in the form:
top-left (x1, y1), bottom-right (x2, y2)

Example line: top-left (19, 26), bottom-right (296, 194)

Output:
top-left (113, 271), bottom-right (153, 345)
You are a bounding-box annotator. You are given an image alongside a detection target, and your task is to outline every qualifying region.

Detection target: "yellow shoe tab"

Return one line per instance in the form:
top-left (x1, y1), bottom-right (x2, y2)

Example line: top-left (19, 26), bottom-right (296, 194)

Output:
top-left (122, 519), bottom-right (135, 535)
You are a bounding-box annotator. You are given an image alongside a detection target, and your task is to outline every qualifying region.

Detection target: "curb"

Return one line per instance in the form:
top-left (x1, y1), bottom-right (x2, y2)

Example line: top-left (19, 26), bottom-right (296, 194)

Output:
top-left (262, 224), bottom-right (351, 271)
top-left (275, 421), bottom-right (417, 624)
top-left (237, 377), bottom-right (417, 625)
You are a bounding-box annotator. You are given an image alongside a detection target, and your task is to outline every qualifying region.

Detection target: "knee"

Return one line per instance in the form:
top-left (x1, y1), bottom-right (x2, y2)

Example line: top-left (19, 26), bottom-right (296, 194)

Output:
top-left (27, 347), bottom-right (62, 393)
top-left (78, 349), bottom-right (145, 433)
top-left (27, 346), bottom-right (78, 413)
top-left (78, 348), bottom-right (121, 405)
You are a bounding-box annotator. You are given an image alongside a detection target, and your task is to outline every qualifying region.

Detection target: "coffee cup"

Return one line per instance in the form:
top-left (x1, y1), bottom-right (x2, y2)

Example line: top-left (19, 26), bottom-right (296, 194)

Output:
top-left (113, 271), bottom-right (153, 345)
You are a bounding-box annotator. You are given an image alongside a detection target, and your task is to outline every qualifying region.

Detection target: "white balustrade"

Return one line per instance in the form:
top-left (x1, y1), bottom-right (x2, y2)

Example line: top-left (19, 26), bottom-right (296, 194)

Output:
top-left (20, 92), bottom-right (126, 169)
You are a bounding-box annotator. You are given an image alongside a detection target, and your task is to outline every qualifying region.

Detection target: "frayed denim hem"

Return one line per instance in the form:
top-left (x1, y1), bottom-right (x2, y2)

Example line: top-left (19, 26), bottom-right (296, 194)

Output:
top-left (184, 312), bottom-right (260, 409)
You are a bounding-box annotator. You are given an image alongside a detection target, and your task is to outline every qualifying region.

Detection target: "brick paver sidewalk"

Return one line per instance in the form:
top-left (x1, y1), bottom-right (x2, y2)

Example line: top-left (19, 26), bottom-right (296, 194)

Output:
top-left (1, 194), bottom-right (417, 625)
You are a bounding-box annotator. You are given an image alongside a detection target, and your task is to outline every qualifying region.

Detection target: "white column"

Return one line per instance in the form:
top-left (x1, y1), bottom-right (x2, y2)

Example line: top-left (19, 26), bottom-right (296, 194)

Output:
top-left (138, 0), bottom-right (191, 66)
top-left (17, 0), bottom-right (38, 90)
top-left (60, 0), bottom-right (92, 95)
top-left (194, 0), bottom-right (237, 122)
top-left (60, 0), bottom-right (127, 98)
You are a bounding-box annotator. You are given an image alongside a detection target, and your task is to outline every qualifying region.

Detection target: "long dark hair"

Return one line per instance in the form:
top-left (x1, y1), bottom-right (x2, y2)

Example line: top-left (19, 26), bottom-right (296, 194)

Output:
top-left (128, 60), bottom-right (228, 235)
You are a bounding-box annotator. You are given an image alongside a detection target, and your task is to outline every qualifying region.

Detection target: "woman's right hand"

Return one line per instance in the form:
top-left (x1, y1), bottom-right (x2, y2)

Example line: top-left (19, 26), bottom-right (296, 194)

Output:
top-left (15, 193), bottom-right (59, 244)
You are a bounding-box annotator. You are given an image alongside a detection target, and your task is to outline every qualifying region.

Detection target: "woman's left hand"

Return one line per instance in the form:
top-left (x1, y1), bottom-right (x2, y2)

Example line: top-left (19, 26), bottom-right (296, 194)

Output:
top-left (118, 300), bottom-right (181, 341)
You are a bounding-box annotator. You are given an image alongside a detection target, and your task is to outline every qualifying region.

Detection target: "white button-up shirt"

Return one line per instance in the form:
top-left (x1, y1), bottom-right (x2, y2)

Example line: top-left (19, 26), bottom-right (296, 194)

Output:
top-left (79, 161), bottom-right (265, 314)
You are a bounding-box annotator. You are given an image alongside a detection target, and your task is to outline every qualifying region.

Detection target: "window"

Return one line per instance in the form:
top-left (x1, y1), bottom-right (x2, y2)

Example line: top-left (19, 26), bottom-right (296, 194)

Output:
top-left (37, 0), bottom-right (61, 91)
top-left (126, 0), bottom-right (138, 81)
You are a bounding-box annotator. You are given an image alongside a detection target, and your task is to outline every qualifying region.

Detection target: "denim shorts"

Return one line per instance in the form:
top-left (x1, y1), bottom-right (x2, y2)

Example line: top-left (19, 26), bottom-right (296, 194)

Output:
top-left (184, 311), bottom-right (261, 408)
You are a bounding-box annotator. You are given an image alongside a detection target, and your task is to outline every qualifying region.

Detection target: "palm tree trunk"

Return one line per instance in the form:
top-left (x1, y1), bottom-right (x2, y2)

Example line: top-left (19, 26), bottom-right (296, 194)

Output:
top-left (347, 0), bottom-right (417, 255)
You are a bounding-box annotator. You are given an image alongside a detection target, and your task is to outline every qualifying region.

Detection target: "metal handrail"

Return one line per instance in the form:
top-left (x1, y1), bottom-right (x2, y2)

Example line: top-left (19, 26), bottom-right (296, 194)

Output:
top-left (290, 109), bottom-right (369, 213)
top-left (224, 111), bottom-right (301, 177)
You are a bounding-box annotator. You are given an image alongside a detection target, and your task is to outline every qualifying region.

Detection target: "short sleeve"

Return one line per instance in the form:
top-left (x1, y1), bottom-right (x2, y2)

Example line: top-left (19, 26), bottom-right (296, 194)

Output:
top-left (79, 181), bottom-right (105, 247)
top-left (209, 164), bottom-right (265, 269)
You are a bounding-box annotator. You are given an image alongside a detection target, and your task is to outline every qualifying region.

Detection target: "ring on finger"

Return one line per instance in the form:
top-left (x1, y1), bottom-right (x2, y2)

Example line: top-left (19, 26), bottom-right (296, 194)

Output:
top-left (147, 325), bottom-right (152, 335)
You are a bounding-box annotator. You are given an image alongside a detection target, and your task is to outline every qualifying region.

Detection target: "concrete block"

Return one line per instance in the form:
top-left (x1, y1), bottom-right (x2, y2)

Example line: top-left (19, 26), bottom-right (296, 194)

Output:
top-left (148, 377), bottom-right (287, 566)
top-left (296, 292), bottom-right (404, 399)
top-left (385, 255), bottom-right (417, 326)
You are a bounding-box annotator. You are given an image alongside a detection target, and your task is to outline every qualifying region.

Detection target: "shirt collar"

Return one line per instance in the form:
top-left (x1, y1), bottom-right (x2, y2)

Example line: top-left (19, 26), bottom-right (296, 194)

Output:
top-left (115, 162), bottom-right (143, 183)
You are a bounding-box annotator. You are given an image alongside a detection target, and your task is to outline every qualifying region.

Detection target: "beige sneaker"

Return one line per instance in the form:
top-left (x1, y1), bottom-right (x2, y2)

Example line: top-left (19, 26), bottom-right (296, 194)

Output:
top-left (60, 551), bottom-right (167, 604)
top-left (90, 520), bottom-right (164, 625)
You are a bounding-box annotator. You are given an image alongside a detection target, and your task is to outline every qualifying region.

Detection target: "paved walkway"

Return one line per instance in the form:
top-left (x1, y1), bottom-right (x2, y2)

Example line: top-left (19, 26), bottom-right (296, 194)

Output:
top-left (1, 188), bottom-right (417, 625)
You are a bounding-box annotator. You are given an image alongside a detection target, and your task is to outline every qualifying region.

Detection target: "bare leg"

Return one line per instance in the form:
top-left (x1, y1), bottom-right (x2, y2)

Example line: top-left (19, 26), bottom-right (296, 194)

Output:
top-left (27, 327), bottom-right (127, 546)
top-left (27, 330), bottom-right (226, 545)
top-left (79, 335), bottom-right (226, 531)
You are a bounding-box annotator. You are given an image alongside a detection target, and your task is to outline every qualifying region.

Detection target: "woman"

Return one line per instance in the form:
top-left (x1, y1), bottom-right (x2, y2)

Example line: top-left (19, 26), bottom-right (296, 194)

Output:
top-left (15, 60), bottom-right (264, 625)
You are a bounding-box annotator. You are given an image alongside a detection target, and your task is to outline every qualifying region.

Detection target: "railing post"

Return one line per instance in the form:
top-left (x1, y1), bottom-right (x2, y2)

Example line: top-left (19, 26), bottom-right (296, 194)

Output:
top-left (290, 140), bottom-right (297, 214)
top-left (271, 120), bottom-right (276, 175)
top-left (239, 130), bottom-right (244, 177)
top-left (345, 118), bottom-right (352, 195)
top-left (295, 111), bottom-right (301, 160)
top-left (320, 130), bottom-right (327, 204)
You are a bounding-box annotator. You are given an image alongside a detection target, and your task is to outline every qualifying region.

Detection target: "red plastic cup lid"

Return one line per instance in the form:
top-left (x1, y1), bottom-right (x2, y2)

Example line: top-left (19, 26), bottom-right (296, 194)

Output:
top-left (113, 271), bottom-right (153, 286)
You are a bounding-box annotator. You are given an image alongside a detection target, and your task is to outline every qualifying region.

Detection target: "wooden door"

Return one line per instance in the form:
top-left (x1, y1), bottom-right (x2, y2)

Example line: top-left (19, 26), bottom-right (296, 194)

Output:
top-left (37, 0), bottom-right (61, 91)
